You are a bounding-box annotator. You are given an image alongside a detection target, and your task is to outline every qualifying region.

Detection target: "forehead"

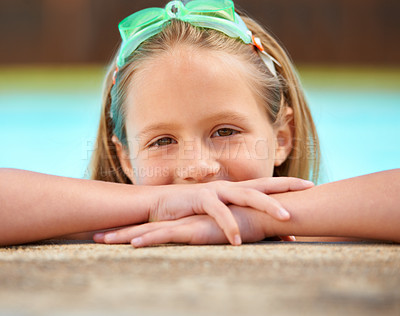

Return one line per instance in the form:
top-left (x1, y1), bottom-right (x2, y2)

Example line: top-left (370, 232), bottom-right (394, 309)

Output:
top-left (125, 46), bottom-right (267, 133)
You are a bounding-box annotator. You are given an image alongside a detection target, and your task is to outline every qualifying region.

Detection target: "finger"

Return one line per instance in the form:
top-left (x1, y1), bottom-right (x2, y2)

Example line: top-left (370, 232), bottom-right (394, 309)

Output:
top-left (131, 220), bottom-right (228, 248)
top-left (197, 189), bottom-right (242, 246)
top-left (100, 221), bottom-right (182, 244)
top-left (131, 225), bottom-right (195, 248)
top-left (93, 228), bottom-right (127, 243)
top-left (219, 187), bottom-right (291, 221)
top-left (234, 177), bottom-right (314, 194)
top-left (93, 232), bottom-right (106, 243)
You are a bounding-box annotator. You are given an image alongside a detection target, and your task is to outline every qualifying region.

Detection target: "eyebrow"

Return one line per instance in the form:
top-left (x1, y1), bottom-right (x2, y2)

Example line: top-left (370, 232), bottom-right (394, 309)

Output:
top-left (202, 111), bottom-right (251, 125)
top-left (137, 111), bottom-right (251, 140)
top-left (137, 122), bottom-right (179, 140)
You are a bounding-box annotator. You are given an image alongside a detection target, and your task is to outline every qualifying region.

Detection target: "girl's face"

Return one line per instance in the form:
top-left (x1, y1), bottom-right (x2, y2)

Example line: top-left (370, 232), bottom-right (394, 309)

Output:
top-left (114, 47), bottom-right (293, 185)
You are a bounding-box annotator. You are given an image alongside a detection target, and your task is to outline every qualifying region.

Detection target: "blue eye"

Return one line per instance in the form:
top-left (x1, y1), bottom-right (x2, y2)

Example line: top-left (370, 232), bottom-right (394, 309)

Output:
top-left (212, 128), bottom-right (239, 137)
top-left (149, 137), bottom-right (177, 148)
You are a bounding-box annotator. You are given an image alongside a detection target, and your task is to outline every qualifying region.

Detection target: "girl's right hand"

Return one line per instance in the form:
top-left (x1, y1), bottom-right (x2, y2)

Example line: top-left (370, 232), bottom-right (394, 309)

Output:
top-left (131, 177), bottom-right (313, 245)
top-left (94, 205), bottom-right (279, 247)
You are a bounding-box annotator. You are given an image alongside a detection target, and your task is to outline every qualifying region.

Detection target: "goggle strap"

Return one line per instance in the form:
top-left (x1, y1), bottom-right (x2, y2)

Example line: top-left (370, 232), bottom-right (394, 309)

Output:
top-left (112, 35), bottom-right (281, 90)
top-left (251, 33), bottom-right (281, 77)
top-left (258, 50), bottom-right (278, 77)
top-left (112, 66), bottom-right (119, 86)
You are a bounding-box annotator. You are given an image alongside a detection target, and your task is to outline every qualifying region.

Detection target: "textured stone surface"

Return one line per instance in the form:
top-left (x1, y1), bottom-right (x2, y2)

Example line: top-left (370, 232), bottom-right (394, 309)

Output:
top-left (0, 240), bottom-right (399, 316)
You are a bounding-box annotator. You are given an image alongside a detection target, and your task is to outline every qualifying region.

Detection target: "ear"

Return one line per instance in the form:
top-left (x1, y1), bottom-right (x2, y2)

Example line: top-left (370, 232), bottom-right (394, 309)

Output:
top-left (111, 135), bottom-right (135, 183)
top-left (274, 107), bottom-right (294, 167)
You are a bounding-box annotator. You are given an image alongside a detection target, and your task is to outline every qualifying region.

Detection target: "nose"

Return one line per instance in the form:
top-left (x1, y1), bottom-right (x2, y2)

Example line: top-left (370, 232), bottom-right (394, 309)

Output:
top-left (175, 140), bottom-right (221, 183)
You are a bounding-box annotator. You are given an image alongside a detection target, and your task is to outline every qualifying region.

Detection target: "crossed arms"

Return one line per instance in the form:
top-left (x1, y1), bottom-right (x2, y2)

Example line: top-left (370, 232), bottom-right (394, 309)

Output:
top-left (0, 168), bottom-right (399, 246)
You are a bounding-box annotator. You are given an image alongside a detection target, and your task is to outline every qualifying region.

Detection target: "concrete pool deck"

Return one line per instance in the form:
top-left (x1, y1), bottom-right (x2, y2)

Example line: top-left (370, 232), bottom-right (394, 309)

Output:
top-left (0, 240), bottom-right (399, 316)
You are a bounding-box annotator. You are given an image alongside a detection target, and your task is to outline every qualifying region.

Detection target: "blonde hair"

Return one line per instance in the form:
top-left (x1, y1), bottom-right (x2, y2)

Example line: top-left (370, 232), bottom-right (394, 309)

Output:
top-left (89, 13), bottom-right (320, 183)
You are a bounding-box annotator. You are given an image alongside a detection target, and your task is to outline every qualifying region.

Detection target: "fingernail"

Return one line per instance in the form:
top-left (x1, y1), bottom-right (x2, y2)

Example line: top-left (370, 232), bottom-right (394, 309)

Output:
top-left (131, 237), bottom-right (142, 248)
top-left (104, 233), bottom-right (116, 243)
top-left (279, 208), bottom-right (290, 220)
top-left (93, 232), bottom-right (104, 240)
top-left (302, 180), bottom-right (314, 187)
top-left (234, 234), bottom-right (242, 246)
top-left (289, 236), bottom-right (296, 241)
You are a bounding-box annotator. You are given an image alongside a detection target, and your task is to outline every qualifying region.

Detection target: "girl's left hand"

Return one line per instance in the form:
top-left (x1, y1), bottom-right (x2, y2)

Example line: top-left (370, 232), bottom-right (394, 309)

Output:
top-left (94, 206), bottom-right (278, 246)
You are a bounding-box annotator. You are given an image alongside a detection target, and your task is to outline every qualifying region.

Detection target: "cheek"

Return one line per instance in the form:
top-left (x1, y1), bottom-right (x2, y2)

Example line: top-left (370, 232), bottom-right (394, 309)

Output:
top-left (129, 155), bottom-right (176, 185)
top-left (126, 136), bottom-right (173, 185)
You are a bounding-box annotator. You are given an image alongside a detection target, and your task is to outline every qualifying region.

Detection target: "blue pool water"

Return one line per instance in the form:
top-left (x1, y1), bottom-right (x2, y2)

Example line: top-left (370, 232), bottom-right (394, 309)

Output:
top-left (0, 67), bottom-right (399, 183)
top-left (0, 90), bottom-right (100, 178)
top-left (306, 89), bottom-right (399, 182)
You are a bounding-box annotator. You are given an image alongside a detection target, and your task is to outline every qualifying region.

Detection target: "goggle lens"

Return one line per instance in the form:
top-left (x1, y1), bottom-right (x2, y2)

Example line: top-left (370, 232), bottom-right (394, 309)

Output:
top-left (113, 0), bottom-right (279, 79)
top-left (119, 8), bottom-right (166, 42)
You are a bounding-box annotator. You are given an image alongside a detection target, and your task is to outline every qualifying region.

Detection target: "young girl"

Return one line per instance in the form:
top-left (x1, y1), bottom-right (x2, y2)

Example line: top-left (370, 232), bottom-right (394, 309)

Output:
top-left (0, 0), bottom-right (398, 247)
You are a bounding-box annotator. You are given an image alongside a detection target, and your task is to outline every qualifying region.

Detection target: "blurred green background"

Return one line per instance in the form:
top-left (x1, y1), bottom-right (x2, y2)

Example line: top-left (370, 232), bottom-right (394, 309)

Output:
top-left (0, 0), bottom-right (399, 182)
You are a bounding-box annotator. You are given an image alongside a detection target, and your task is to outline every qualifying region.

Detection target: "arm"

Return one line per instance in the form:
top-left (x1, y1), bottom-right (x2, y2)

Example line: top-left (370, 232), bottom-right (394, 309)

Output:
top-left (0, 168), bottom-right (150, 246)
top-left (97, 169), bottom-right (400, 246)
top-left (0, 168), bottom-right (312, 246)
top-left (268, 169), bottom-right (400, 242)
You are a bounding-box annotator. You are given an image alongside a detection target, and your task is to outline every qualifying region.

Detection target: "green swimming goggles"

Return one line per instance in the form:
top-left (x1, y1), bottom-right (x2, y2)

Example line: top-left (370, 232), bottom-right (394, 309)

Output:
top-left (114, 0), bottom-right (280, 84)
